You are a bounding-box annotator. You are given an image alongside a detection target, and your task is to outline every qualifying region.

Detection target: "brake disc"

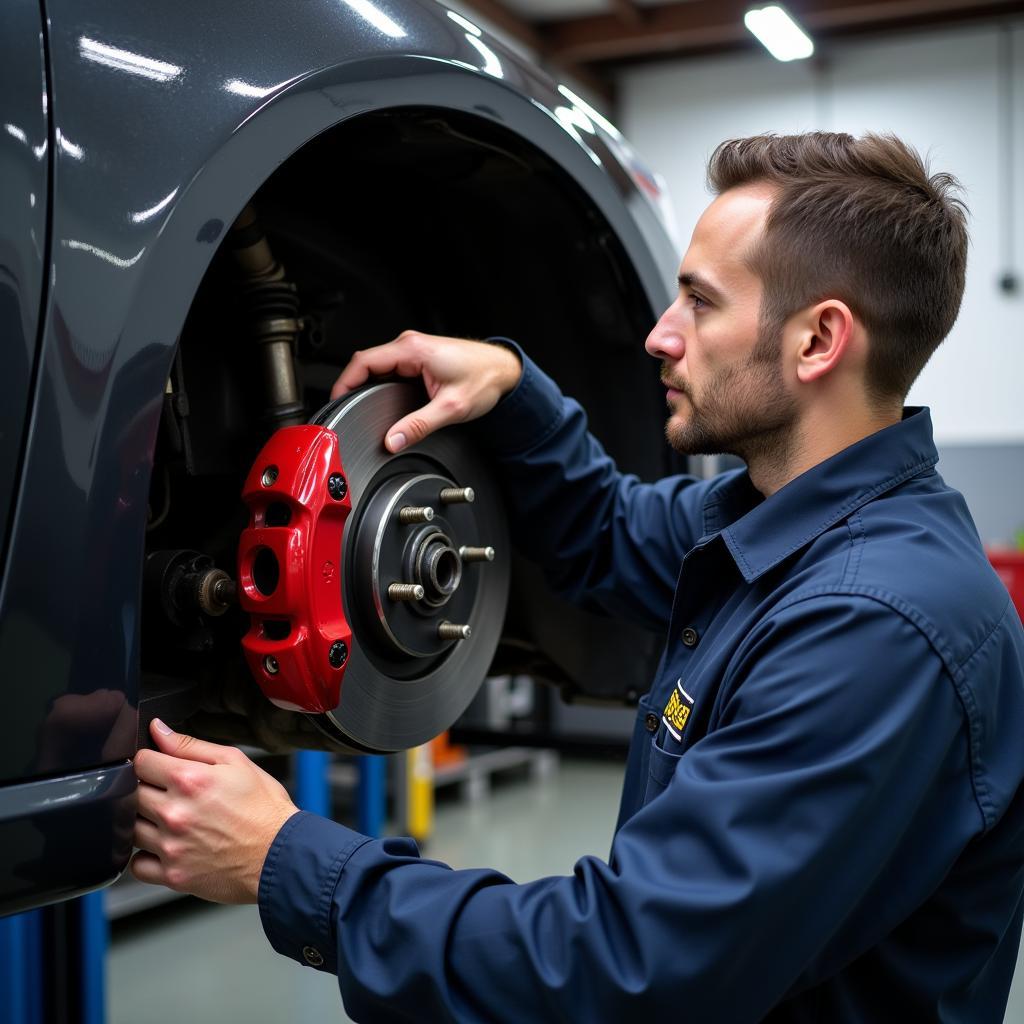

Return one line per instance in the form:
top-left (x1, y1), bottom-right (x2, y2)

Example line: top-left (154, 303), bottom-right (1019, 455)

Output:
top-left (238, 381), bottom-right (508, 753)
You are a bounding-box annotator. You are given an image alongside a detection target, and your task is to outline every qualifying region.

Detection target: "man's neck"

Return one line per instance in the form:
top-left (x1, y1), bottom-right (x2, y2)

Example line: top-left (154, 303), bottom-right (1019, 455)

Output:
top-left (747, 405), bottom-right (903, 497)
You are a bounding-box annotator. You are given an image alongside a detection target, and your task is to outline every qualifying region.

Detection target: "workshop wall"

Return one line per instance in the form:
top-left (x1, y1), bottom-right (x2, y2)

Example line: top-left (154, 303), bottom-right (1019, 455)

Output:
top-left (617, 21), bottom-right (1024, 448)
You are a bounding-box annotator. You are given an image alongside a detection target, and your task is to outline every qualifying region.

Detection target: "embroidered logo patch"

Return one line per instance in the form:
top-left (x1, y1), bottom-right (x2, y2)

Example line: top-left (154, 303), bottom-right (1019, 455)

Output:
top-left (662, 678), bottom-right (695, 742)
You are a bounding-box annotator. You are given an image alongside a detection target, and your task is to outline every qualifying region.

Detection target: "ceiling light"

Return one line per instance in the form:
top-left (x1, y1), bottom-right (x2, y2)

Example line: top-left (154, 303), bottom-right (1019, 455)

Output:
top-left (744, 5), bottom-right (814, 62)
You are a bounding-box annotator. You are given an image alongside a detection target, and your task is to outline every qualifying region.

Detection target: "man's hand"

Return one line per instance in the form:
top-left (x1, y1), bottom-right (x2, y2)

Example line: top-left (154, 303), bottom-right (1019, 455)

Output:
top-left (131, 719), bottom-right (299, 904)
top-left (331, 330), bottom-right (522, 452)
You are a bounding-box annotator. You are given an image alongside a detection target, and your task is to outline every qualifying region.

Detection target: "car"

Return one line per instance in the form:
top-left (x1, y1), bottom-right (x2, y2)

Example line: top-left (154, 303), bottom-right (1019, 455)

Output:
top-left (0, 0), bottom-right (679, 917)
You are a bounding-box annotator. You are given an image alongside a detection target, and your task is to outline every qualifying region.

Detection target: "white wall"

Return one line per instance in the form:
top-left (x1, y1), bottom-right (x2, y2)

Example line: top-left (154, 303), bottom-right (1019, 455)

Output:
top-left (617, 23), bottom-right (1024, 444)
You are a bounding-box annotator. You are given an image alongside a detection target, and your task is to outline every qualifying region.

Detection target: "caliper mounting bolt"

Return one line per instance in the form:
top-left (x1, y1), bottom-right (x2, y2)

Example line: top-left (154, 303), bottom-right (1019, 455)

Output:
top-left (328, 640), bottom-right (348, 669)
top-left (327, 473), bottom-right (348, 500)
top-left (399, 506), bottom-right (435, 524)
top-left (459, 546), bottom-right (495, 563)
top-left (439, 487), bottom-right (475, 505)
top-left (438, 621), bottom-right (472, 641)
top-left (388, 583), bottom-right (426, 602)
top-left (263, 655), bottom-right (280, 675)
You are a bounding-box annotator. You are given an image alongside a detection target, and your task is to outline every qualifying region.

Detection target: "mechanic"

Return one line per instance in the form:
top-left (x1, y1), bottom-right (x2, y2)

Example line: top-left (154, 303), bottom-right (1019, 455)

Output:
top-left (130, 132), bottom-right (1024, 1022)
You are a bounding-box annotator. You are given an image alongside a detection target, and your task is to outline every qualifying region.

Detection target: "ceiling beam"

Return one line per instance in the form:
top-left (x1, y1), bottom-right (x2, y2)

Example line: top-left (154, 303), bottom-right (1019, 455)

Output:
top-left (543, 0), bottom-right (1024, 64)
top-left (608, 0), bottom-right (645, 26)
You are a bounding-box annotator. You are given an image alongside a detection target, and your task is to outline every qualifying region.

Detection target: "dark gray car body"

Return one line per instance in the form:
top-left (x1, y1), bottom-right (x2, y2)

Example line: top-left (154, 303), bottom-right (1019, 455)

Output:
top-left (0, 0), bottom-right (676, 914)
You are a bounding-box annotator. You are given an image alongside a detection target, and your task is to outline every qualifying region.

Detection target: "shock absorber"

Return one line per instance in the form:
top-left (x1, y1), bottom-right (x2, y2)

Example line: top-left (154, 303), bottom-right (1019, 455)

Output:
top-left (229, 204), bottom-right (305, 427)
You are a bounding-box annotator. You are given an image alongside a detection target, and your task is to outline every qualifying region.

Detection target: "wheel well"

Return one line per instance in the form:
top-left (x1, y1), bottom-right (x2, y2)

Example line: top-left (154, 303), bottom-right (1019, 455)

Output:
top-left (141, 107), bottom-right (677, 749)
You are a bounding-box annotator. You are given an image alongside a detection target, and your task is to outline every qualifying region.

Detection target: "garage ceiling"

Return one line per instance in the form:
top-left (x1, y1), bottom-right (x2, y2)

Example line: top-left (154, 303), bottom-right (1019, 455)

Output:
top-left (457, 0), bottom-right (1024, 99)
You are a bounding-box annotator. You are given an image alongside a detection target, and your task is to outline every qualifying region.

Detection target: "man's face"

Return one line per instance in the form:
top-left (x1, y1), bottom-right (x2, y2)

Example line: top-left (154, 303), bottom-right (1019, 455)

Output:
top-left (645, 184), bottom-right (798, 461)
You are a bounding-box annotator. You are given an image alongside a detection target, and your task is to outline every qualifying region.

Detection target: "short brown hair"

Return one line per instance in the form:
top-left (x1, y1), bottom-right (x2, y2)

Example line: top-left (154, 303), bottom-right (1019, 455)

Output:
top-left (707, 132), bottom-right (968, 402)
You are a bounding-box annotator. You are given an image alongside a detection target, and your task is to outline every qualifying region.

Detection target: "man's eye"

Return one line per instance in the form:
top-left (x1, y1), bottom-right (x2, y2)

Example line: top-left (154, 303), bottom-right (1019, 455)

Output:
top-left (688, 293), bottom-right (708, 310)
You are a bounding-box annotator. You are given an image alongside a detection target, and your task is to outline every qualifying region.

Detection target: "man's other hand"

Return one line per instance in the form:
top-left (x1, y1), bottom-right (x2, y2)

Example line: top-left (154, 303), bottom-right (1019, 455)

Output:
top-left (330, 331), bottom-right (522, 452)
top-left (131, 719), bottom-right (299, 904)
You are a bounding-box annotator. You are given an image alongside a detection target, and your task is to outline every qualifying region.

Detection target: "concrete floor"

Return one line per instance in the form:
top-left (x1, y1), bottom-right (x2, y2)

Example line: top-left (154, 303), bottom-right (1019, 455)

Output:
top-left (109, 756), bottom-right (1024, 1023)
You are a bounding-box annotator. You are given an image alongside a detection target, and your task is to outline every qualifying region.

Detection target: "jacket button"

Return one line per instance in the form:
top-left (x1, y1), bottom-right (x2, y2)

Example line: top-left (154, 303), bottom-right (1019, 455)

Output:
top-left (644, 712), bottom-right (659, 732)
top-left (681, 626), bottom-right (700, 648)
top-left (302, 946), bottom-right (324, 967)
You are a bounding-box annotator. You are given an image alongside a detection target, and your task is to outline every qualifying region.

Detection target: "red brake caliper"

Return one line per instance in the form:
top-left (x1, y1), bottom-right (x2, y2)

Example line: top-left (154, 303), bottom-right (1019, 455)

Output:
top-left (237, 425), bottom-right (352, 713)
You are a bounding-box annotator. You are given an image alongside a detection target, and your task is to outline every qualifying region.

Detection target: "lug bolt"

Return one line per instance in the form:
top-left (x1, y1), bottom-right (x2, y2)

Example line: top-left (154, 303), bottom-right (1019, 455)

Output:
top-left (438, 621), bottom-right (472, 641)
top-left (388, 583), bottom-right (425, 602)
top-left (327, 473), bottom-right (348, 500)
top-left (399, 506), bottom-right (435, 524)
top-left (439, 487), bottom-right (475, 505)
top-left (459, 546), bottom-right (495, 563)
top-left (328, 640), bottom-right (348, 669)
top-left (261, 466), bottom-right (278, 487)
top-left (263, 655), bottom-right (279, 675)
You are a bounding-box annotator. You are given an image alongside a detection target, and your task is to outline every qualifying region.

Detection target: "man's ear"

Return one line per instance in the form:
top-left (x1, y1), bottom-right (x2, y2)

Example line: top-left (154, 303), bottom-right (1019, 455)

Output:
top-left (792, 300), bottom-right (855, 385)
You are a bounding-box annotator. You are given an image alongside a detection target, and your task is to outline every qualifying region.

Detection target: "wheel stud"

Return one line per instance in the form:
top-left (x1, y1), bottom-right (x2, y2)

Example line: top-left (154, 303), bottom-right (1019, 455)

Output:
top-left (388, 582), bottom-right (425, 602)
top-left (399, 505), bottom-right (434, 524)
top-left (459, 546), bottom-right (495, 563)
top-left (439, 487), bottom-right (474, 505)
top-left (438, 621), bottom-right (472, 641)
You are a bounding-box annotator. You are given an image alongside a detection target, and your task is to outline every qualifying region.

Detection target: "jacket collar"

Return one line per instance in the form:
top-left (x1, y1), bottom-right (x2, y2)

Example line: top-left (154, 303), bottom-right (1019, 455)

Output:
top-left (702, 408), bottom-right (939, 583)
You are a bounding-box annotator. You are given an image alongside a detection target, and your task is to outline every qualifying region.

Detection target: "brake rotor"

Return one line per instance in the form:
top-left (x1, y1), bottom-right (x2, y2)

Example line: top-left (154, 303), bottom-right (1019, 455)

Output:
top-left (240, 380), bottom-right (509, 753)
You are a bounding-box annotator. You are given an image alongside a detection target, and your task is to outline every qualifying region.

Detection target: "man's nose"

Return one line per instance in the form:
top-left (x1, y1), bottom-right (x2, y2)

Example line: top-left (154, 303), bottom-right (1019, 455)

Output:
top-left (645, 304), bottom-right (685, 361)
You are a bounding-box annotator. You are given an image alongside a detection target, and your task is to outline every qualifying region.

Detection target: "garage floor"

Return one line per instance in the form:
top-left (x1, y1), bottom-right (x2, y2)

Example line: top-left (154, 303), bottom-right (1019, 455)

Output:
top-left (108, 757), bottom-right (1024, 1024)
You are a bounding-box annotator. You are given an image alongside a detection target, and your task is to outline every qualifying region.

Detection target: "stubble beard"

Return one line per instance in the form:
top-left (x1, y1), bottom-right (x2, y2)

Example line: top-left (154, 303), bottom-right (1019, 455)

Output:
top-left (661, 327), bottom-right (799, 469)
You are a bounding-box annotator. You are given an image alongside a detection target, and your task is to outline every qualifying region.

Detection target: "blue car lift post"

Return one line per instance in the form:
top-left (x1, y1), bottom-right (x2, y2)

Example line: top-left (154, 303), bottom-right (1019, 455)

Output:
top-left (0, 887), bottom-right (106, 1024)
top-left (295, 750), bottom-right (386, 837)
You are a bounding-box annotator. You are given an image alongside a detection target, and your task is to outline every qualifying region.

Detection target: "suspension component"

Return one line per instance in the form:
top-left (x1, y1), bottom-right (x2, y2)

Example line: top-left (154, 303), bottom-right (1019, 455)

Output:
top-left (229, 205), bottom-right (305, 427)
top-left (237, 425), bottom-right (353, 713)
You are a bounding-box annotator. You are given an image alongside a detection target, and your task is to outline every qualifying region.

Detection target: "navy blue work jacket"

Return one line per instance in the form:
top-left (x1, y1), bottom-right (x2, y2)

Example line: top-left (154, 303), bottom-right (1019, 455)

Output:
top-left (259, 346), bottom-right (1024, 1022)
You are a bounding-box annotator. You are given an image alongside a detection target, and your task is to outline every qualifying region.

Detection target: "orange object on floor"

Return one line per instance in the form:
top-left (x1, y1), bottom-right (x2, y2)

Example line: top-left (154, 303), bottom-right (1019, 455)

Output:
top-left (431, 731), bottom-right (466, 768)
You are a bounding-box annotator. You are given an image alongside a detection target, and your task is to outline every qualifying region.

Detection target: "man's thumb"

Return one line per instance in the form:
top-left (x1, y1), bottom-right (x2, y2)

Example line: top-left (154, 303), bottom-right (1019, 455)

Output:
top-left (149, 718), bottom-right (235, 765)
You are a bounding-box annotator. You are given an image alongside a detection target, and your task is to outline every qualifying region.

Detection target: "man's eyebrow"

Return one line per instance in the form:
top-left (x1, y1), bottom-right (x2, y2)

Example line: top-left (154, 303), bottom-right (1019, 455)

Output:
top-left (678, 272), bottom-right (725, 302)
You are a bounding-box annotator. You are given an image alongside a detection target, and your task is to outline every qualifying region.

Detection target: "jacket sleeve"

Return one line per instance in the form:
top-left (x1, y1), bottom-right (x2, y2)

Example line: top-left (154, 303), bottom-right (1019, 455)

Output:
top-left (258, 595), bottom-right (976, 1022)
top-left (466, 339), bottom-right (713, 632)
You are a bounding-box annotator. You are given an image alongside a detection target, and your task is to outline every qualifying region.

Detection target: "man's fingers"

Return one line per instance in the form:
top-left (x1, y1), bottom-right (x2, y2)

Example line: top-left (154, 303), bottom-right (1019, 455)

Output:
top-left (330, 349), bottom-right (379, 399)
top-left (135, 778), bottom-right (174, 822)
top-left (331, 335), bottom-right (426, 400)
top-left (129, 850), bottom-right (166, 887)
top-left (148, 718), bottom-right (239, 765)
top-left (385, 392), bottom-right (466, 452)
top-left (133, 816), bottom-right (164, 855)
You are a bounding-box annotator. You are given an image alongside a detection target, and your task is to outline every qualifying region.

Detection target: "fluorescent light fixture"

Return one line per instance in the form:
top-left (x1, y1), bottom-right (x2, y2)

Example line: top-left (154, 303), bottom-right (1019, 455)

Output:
top-left (79, 37), bottom-right (182, 82)
top-left (339, 0), bottom-right (407, 39)
top-left (447, 10), bottom-right (481, 36)
top-left (744, 5), bottom-right (813, 62)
